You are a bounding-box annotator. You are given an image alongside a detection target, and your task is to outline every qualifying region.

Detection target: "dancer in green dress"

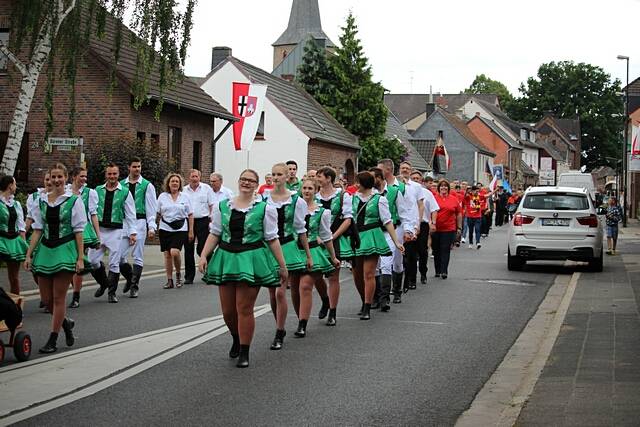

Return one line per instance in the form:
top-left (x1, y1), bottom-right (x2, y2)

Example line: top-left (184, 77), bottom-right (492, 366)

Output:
top-left (315, 166), bottom-right (354, 326)
top-left (68, 167), bottom-right (100, 308)
top-left (25, 163), bottom-right (85, 354)
top-left (264, 163), bottom-right (312, 351)
top-left (291, 178), bottom-right (340, 338)
top-left (0, 175), bottom-right (28, 295)
top-left (351, 171), bottom-right (404, 321)
top-left (199, 169), bottom-right (287, 368)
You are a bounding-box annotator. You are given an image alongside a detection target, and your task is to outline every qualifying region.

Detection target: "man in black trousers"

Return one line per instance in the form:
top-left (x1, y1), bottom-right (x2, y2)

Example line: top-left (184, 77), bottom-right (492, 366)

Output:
top-left (182, 169), bottom-right (215, 284)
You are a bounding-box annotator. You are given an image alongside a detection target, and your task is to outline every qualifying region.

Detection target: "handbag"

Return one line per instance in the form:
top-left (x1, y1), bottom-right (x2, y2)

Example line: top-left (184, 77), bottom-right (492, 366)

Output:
top-left (161, 217), bottom-right (186, 230)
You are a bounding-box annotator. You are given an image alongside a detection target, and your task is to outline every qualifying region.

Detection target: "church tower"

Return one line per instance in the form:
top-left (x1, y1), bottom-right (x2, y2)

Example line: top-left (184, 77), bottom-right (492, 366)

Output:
top-left (272, 0), bottom-right (335, 78)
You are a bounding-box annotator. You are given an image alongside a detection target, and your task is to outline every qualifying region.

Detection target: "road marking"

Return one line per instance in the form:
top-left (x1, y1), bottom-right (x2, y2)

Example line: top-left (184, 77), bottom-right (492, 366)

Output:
top-left (455, 272), bottom-right (579, 427)
top-left (0, 305), bottom-right (271, 425)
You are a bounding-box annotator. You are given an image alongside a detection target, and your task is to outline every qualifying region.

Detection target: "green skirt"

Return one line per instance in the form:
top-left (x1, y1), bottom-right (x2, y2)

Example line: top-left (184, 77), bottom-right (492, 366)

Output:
top-left (0, 235), bottom-right (28, 263)
top-left (204, 246), bottom-right (280, 287)
top-left (306, 244), bottom-right (335, 275)
top-left (281, 239), bottom-right (307, 272)
top-left (83, 222), bottom-right (100, 249)
top-left (32, 240), bottom-right (81, 276)
top-left (335, 235), bottom-right (354, 260)
top-left (353, 228), bottom-right (392, 257)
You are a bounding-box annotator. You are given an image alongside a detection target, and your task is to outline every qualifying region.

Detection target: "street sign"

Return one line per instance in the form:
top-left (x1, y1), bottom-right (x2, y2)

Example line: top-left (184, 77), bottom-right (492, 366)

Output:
top-left (48, 137), bottom-right (80, 146)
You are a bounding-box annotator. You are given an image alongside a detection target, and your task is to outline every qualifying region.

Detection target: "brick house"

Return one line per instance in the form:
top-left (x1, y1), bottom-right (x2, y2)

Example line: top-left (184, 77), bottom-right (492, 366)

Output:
top-left (410, 106), bottom-right (496, 184)
top-left (0, 2), bottom-right (234, 189)
top-left (534, 113), bottom-right (581, 170)
top-left (467, 114), bottom-right (523, 188)
top-left (195, 48), bottom-right (359, 184)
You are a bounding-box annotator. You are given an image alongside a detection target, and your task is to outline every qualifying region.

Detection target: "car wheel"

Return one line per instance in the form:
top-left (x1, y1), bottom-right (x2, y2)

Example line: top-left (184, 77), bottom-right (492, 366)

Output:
top-left (508, 248), bottom-right (525, 271)
top-left (588, 246), bottom-right (604, 272)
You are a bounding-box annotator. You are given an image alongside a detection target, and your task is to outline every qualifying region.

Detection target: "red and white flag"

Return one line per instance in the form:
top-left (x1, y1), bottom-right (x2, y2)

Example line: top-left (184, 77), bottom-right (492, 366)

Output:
top-left (432, 134), bottom-right (451, 174)
top-left (632, 124), bottom-right (640, 157)
top-left (232, 82), bottom-right (267, 151)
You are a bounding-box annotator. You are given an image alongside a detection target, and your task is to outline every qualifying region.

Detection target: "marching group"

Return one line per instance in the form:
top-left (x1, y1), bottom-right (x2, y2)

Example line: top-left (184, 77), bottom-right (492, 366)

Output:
top-left (0, 157), bottom-right (512, 367)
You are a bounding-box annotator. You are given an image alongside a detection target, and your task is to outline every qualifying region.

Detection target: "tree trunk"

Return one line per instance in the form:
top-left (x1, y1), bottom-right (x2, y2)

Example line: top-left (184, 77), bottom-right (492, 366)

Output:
top-left (0, 0), bottom-right (75, 176)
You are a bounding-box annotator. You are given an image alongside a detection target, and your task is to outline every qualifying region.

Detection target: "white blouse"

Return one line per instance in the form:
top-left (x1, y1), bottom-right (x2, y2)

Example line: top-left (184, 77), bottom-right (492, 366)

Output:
top-left (157, 192), bottom-right (193, 232)
top-left (0, 195), bottom-right (26, 232)
top-left (264, 193), bottom-right (308, 234)
top-left (315, 188), bottom-right (353, 219)
top-left (310, 207), bottom-right (333, 243)
top-left (210, 198), bottom-right (279, 241)
top-left (31, 191), bottom-right (87, 233)
top-left (72, 186), bottom-right (99, 216)
top-left (354, 192), bottom-right (392, 226)
top-left (26, 188), bottom-right (46, 220)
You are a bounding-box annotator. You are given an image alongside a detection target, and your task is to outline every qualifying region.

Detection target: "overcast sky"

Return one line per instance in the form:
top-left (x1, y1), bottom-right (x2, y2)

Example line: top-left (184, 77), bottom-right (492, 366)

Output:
top-left (182, 0), bottom-right (640, 95)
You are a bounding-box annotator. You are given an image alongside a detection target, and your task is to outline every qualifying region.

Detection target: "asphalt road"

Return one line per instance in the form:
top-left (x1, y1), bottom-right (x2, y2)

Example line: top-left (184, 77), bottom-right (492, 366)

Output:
top-left (2, 225), bottom-right (580, 426)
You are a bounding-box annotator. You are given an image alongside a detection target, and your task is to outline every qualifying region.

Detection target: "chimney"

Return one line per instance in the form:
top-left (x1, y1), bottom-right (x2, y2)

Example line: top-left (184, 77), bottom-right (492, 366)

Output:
top-left (211, 46), bottom-right (232, 70)
top-left (426, 103), bottom-right (436, 118)
top-left (281, 74), bottom-right (295, 82)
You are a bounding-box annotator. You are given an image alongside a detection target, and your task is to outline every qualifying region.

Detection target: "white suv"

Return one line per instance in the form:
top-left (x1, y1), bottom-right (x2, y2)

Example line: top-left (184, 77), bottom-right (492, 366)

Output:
top-left (507, 187), bottom-right (603, 271)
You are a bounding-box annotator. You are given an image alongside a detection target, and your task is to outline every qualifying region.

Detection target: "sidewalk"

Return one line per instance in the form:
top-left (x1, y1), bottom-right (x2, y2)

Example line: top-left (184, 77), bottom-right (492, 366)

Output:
top-left (516, 220), bottom-right (640, 426)
top-left (12, 244), bottom-right (167, 293)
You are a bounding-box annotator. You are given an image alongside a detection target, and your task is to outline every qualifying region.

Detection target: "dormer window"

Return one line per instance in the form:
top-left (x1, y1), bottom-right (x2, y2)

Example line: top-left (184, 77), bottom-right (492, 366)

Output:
top-left (0, 28), bottom-right (9, 72)
top-left (520, 129), bottom-right (527, 140)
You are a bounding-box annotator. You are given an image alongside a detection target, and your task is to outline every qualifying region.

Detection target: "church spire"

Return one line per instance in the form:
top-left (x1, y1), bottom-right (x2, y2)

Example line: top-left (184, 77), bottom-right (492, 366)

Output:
top-left (272, 0), bottom-right (334, 47)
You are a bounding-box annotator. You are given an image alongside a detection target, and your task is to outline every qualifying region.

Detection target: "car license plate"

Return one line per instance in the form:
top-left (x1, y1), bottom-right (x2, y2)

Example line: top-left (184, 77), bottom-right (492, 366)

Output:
top-left (541, 218), bottom-right (570, 226)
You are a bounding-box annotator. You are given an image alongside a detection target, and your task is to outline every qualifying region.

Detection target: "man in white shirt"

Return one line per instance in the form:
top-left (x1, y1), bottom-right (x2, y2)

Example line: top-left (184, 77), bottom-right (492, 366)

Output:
top-left (118, 157), bottom-right (158, 298)
top-left (183, 169), bottom-right (215, 284)
top-left (209, 172), bottom-right (234, 206)
top-left (399, 162), bottom-right (424, 291)
top-left (411, 170), bottom-right (439, 284)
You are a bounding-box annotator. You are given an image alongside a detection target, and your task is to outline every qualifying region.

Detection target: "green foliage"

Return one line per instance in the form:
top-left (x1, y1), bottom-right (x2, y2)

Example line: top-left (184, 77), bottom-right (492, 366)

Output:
top-left (297, 12), bottom-right (405, 170)
top-left (296, 38), bottom-right (336, 107)
top-left (508, 61), bottom-right (623, 170)
top-left (8, 0), bottom-right (197, 129)
top-left (358, 136), bottom-right (407, 170)
top-left (86, 137), bottom-right (175, 191)
top-left (465, 74), bottom-right (515, 112)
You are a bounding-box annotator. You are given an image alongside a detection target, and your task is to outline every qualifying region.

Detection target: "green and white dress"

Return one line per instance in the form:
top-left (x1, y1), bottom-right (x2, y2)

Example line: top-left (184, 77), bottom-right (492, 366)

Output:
top-left (204, 199), bottom-right (279, 287)
top-left (78, 186), bottom-right (100, 249)
top-left (301, 206), bottom-right (335, 275)
top-left (264, 192), bottom-right (308, 273)
top-left (352, 193), bottom-right (393, 257)
top-left (0, 196), bottom-right (28, 263)
top-left (31, 192), bottom-right (87, 276)
top-left (316, 188), bottom-right (354, 260)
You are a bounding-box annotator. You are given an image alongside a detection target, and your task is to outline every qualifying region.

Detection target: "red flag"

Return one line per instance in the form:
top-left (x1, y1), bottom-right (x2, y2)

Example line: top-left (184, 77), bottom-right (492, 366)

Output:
top-left (232, 82), bottom-right (250, 151)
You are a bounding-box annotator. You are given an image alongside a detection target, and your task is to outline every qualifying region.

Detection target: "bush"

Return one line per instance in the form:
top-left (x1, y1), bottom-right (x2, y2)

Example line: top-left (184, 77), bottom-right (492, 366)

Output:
top-left (86, 137), bottom-right (175, 191)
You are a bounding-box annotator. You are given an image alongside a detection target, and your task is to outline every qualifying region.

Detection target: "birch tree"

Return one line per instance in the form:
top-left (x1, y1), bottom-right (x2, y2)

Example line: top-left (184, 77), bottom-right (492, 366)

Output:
top-left (0, 0), bottom-right (196, 175)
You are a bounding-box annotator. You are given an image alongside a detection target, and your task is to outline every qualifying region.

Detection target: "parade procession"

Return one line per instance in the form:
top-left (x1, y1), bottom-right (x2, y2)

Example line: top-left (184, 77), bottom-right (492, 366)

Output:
top-left (1, 0), bottom-right (639, 426)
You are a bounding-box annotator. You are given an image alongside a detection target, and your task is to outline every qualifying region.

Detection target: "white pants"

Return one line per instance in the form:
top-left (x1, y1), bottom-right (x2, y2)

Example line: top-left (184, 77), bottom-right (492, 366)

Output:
top-left (89, 227), bottom-right (125, 273)
top-left (119, 218), bottom-right (147, 267)
top-left (378, 227), bottom-right (404, 275)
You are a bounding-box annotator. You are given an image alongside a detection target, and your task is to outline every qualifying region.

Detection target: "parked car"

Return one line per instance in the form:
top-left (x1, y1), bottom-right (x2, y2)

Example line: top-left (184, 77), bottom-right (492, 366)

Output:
top-left (507, 186), bottom-right (603, 272)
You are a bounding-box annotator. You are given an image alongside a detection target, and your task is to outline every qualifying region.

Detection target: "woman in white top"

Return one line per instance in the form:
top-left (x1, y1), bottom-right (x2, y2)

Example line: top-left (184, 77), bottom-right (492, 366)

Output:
top-left (25, 163), bottom-right (86, 354)
top-left (0, 175), bottom-right (28, 295)
top-left (157, 173), bottom-right (194, 289)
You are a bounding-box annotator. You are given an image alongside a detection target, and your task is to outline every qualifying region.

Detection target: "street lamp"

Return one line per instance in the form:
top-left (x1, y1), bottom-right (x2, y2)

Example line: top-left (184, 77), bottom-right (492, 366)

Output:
top-left (617, 55), bottom-right (629, 227)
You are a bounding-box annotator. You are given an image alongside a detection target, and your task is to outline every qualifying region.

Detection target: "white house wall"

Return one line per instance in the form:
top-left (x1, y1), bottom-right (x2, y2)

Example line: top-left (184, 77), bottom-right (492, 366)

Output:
top-left (202, 61), bottom-right (309, 184)
top-left (523, 147), bottom-right (539, 173)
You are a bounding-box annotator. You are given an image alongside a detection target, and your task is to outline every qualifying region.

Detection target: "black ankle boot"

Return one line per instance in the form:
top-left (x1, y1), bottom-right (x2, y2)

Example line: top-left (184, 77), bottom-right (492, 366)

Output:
top-left (326, 308), bottom-right (337, 326)
top-left (92, 262), bottom-right (109, 297)
top-left (318, 297), bottom-right (330, 319)
top-left (68, 292), bottom-right (80, 308)
top-left (360, 304), bottom-right (371, 320)
top-left (107, 272), bottom-right (120, 303)
top-left (120, 262), bottom-right (133, 294)
top-left (229, 333), bottom-right (240, 358)
top-left (39, 332), bottom-right (58, 354)
top-left (62, 318), bottom-right (75, 347)
top-left (130, 264), bottom-right (143, 298)
top-left (294, 319), bottom-right (308, 338)
top-left (357, 303), bottom-right (365, 316)
top-left (236, 345), bottom-right (250, 368)
top-left (270, 329), bottom-right (286, 350)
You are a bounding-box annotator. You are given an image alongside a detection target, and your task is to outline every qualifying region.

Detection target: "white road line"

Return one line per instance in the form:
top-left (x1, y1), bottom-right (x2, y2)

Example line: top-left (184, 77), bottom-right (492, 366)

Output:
top-left (335, 316), bottom-right (445, 325)
top-left (455, 272), bottom-right (579, 427)
top-left (0, 305), bottom-right (272, 425)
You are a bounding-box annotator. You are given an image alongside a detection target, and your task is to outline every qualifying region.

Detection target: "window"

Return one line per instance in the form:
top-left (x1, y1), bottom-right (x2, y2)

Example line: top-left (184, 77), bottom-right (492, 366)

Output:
top-left (520, 129), bottom-right (527, 140)
top-left (136, 131), bottom-right (146, 142)
top-left (437, 130), bottom-right (444, 140)
top-left (0, 29), bottom-right (9, 72)
top-left (192, 140), bottom-right (202, 170)
top-left (0, 131), bottom-right (29, 183)
top-left (168, 127), bottom-right (182, 170)
top-left (255, 112), bottom-right (265, 139)
top-left (150, 133), bottom-right (159, 144)
top-left (523, 193), bottom-right (589, 210)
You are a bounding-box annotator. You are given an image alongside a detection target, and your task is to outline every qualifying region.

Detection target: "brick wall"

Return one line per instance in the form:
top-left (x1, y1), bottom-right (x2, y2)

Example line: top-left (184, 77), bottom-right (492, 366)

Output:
top-left (0, 0), bottom-right (215, 189)
top-left (307, 139), bottom-right (358, 182)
